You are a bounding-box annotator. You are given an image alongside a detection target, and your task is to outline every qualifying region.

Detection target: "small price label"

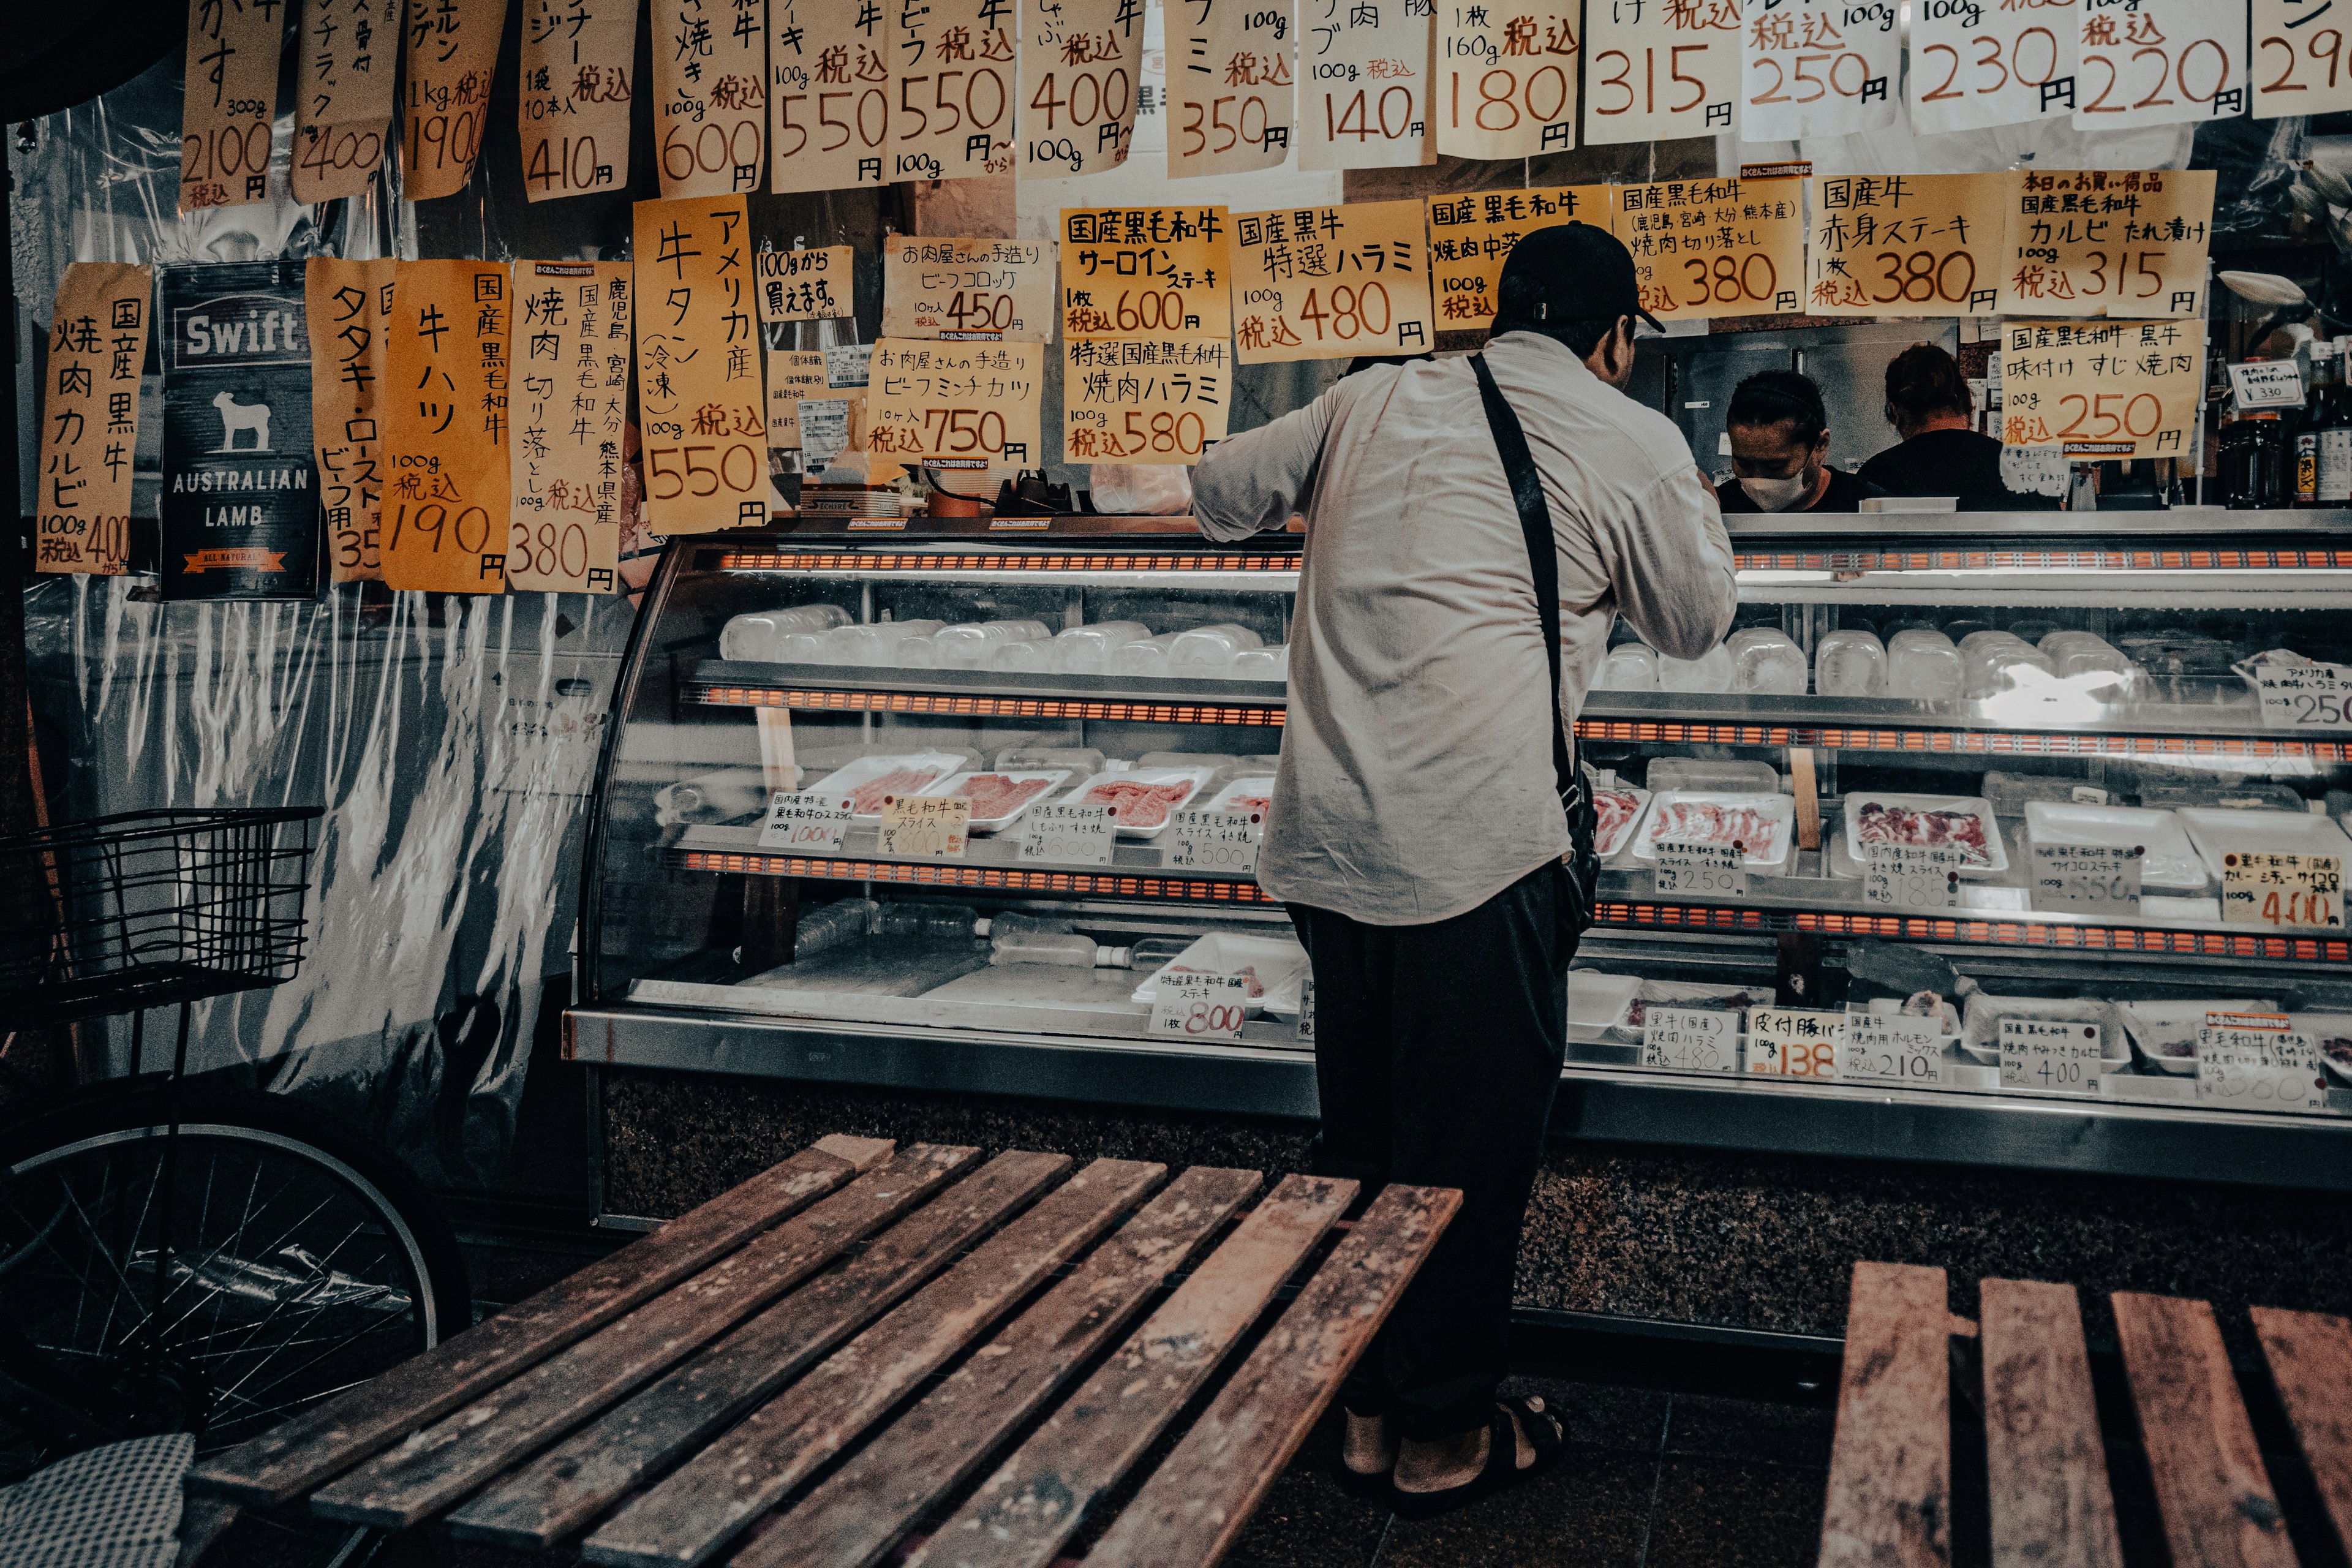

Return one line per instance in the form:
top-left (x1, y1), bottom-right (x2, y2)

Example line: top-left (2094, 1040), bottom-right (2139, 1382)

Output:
top-left (1166, 808), bottom-right (1261, 874)
top-left (2228, 360), bottom-right (2306, 411)
top-left (2029, 841), bottom-right (2143, 915)
top-left (1840, 1012), bottom-right (1945, 1087)
top-left (2220, 851), bottom-right (2343, 929)
top-left (1640, 1006), bottom-right (1739, 1074)
top-left (1998, 1017), bottom-right (2103, 1095)
top-left (2195, 1012), bottom-right (2328, 1113)
top-left (1296, 975), bottom-right (1315, 1043)
top-left (1654, 839), bottom-right (1746, 900)
top-left (1019, 802), bottom-right (1115, 867)
top-left (1150, 972), bottom-right (1254, 1041)
top-left (1744, 1007), bottom-right (1844, 1078)
top-left (2245, 660), bottom-right (2352, 732)
top-left (875, 794), bottom-right (970, 859)
top-left (756, 791), bottom-right (852, 853)
top-left (1863, 842), bottom-right (1963, 910)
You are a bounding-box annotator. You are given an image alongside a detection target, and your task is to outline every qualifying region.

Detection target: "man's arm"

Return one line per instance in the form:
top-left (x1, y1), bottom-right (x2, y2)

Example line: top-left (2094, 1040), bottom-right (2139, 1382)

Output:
top-left (1189, 387), bottom-right (1338, 542)
top-left (1608, 464), bottom-right (1739, 660)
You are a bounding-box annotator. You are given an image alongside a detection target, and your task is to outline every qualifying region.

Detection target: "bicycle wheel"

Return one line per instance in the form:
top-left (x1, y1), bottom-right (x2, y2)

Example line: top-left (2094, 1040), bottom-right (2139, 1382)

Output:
top-left (0, 1087), bottom-right (470, 1561)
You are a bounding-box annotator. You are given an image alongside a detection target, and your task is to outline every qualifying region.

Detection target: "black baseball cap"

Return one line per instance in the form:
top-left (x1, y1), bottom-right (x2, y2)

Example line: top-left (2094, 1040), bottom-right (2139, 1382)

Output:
top-left (1494, 221), bottom-right (1665, 336)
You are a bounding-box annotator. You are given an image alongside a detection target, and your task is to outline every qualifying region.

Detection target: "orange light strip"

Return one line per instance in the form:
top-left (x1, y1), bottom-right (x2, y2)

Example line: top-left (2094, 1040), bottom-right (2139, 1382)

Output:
top-left (687, 685), bottom-right (1287, 727)
top-left (1573, 718), bottom-right (2346, 763)
top-left (676, 850), bottom-right (1276, 903)
top-left (710, 551), bottom-right (1302, 575)
top-left (1730, 548), bottom-right (2352, 573)
top-left (1591, 900), bottom-right (2352, 962)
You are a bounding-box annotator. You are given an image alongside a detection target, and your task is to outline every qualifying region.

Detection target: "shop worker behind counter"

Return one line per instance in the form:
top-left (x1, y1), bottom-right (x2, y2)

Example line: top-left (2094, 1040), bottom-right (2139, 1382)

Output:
top-left (1714, 368), bottom-right (1885, 513)
top-left (1858, 342), bottom-right (2057, 509)
top-left (1189, 222), bottom-right (1738, 1518)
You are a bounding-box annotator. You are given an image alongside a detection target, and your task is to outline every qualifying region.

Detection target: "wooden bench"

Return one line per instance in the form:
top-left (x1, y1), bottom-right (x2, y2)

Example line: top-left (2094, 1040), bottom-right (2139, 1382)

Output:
top-left (182, 1134), bottom-right (1458, 1568)
top-left (1818, 1260), bottom-right (2352, 1567)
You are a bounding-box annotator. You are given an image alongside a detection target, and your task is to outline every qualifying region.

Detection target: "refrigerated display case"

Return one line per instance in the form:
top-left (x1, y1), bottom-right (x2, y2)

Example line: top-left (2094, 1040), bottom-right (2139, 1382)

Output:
top-left (574, 511), bottom-right (2352, 1195)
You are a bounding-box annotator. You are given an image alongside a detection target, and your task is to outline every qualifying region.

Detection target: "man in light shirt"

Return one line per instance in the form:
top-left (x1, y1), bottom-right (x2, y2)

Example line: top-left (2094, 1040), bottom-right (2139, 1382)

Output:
top-left (1191, 222), bottom-right (1737, 1515)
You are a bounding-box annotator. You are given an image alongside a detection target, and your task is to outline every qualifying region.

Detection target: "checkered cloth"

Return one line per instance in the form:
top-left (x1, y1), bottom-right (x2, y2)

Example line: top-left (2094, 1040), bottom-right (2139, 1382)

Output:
top-left (0, 1434), bottom-right (192, 1568)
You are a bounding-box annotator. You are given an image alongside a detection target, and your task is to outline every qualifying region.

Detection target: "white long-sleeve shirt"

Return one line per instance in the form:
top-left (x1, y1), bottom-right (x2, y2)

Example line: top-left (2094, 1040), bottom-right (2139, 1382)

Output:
top-left (1191, 330), bottom-right (1738, 925)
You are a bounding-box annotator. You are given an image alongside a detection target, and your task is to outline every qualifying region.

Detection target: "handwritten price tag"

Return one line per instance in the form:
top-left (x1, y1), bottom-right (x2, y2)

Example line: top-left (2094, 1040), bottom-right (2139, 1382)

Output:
top-left (875, 795), bottom-right (970, 860)
top-left (1745, 1008), bottom-right (1844, 1078)
top-left (2244, 659), bottom-right (2352, 732)
top-left (1640, 1006), bottom-right (1739, 1074)
top-left (1654, 839), bottom-right (1745, 900)
top-left (1151, 972), bottom-right (1254, 1041)
top-left (1864, 842), bottom-right (1963, 910)
top-left (1840, 1012), bottom-right (1945, 1087)
top-left (1999, 1017), bottom-right (2103, 1095)
top-left (2196, 1013), bottom-right (2328, 1113)
top-left (1167, 808), bottom-right (1261, 874)
top-left (2229, 360), bottom-right (2306, 411)
top-left (2221, 851), bottom-right (2344, 930)
top-left (1020, 802), bottom-right (1115, 867)
top-left (1296, 975), bottom-right (1314, 1044)
top-left (756, 791), bottom-right (853, 853)
top-left (2030, 841), bottom-right (2143, 914)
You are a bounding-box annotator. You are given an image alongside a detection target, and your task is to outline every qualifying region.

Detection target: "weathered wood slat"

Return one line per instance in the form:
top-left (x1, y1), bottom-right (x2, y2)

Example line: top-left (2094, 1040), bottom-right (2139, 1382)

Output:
top-left (1978, 1278), bottom-right (2125, 1568)
top-left (1818, 1261), bottom-right (1954, 1568)
top-left (310, 1143), bottom-right (978, 1529)
top-left (446, 1148), bottom-right (1072, 1552)
top-left (582, 1158), bottom-right (1170, 1568)
top-left (900, 1172), bottom-right (1357, 1568)
top-left (2253, 1305), bottom-right (2352, 1559)
top-left (758, 1167), bottom-right (1264, 1568)
top-left (186, 1133), bottom-right (893, 1507)
top-left (1077, 1183), bottom-right (1458, 1568)
top-left (2114, 1292), bottom-right (2296, 1568)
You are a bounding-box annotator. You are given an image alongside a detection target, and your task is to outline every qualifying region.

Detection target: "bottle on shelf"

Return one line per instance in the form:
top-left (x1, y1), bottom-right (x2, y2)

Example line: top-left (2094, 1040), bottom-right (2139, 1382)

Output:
top-left (2295, 342), bottom-right (2332, 506)
top-left (2326, 337), bottom-right (2352, 508)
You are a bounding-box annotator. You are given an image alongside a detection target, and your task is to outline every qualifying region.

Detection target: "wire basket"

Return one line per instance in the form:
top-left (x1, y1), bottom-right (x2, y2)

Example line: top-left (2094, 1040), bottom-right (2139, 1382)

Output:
top-left (0, 807), bottom-right (324, 1028)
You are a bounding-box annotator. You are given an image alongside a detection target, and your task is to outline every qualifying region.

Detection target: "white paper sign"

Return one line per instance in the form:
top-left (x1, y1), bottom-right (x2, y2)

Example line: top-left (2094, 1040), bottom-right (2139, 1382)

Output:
top-left (2196, 1015), bottom-right (2329, 1112)
top-left (824, 343), bottom-right (873, 388)
top-left (1999, 443), bottom-right (2070, 498)
top-left (1297, 974), bottom-right (1316, 1042)
top-left (1910, 0), bottom-right (2078, 136)
top-left (1166, 808), bottom-right (1262, 873)
top-left (1152, 971), bottom-right (1254, 1040)
top-left (2254, 0), bottom-right (2352, 119)
top-left (1863, 842), bottom-right (1964, 910)
top-left (797, 399), bottom-right (853, 466)
top-left (1020, 802), bottom-right (1117, 867)
top-left (1296, 0), bottom-right (1434, 171)
top-left (1999, 1016), bottom-right (2104, 1095)
top-left (2075, 0), bottom-right (2250, 131)
top-left (1741, 0), bottom-right (1901, 142)
top-left (1653, 839), bottom-right (1745, 900)
top-left (757, 790), bottom-right (853, 852)
top-left (2030, 841), bottom-right (2144, 914)
top-left (2230, 360), bottom-right (2307, 410)
top-left (1640, 1006), bottom-right (1739, 1074)
top-left (1583, 0), bottom-right (1742, 145)
top-left (1841, 1012), bottom-right (1947, 1086)
top-left (2246, 658), bottom-right (2352, 731)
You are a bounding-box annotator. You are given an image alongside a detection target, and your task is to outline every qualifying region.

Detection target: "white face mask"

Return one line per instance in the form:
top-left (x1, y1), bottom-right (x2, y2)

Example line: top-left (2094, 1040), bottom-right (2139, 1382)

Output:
top-left (1738, 472), bottom-right (1811, 511)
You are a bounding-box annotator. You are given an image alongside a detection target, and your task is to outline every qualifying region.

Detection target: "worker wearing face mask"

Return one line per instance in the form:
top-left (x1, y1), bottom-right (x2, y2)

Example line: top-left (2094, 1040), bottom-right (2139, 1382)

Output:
top-left (1713, 369), bottom-right (1885, 514)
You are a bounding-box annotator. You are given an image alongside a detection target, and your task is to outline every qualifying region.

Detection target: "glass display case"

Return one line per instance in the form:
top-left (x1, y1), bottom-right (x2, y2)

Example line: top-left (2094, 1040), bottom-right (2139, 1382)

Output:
top-left (576, 512), bottom-right (2352, 1191)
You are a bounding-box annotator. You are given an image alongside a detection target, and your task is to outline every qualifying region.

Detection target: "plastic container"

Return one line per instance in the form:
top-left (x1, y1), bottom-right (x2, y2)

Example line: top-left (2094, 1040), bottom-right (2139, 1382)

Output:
top-left (1131, 932), bottom-right (1311, 1016)
top-left (1166, 624), bottom-right (1267, 677)
top-left (1958, 629), bottom-right (2027, 656)
top-left (1050, 621), bottom-right (1152, 675)
top-left (1646, 758), bottom-right (1781, 794)
top-left (2178, 806), bottom-right (2352, 880)
top-left (919, 769), bottom-right (1074, 832)
top-left (1657, 644), bottom-right (1733, 693)
top-left (793, 897), bottom-right (877, 959)
top-left (1814, 629), bottom-right (1885, 697)
top-left (891, 635), bottom-right (941, 668)
top-left (1965, 645), bottom-right (2057, 699)
top-left (1844, 791), bottom-right (2009, 875)
top-left (807, 751), bottom-right (974, 820)
top-left (994, 745), bottom-right (1106, 777)
top-left (2022, 801), bottom-right (2204, 889)
top-left (1729, 628), bottom-right (1808, 695)
top-left (827, 620), bottom-right (943, 666)
top-left (1068, 766), bottom-right (1216, 837)
top-left (1231, 646), bottom-right (1288, 680)
top-left (1593, 786), bottom-right (1651, 858)
top-left (775, 631), bottom-right (831, 663)
top-left (1631, 791), bottom-right (1798, 871)
top-left (1110, 633), bottom-right (1183, 677)
top-left (1886, 629), bottom-right (1962, 701)
top-left (989, 930), bottom-right (1098, 967)
top-left (986, 640), bottom-right (1052, 671)
top-left (1596, 644), bottom-right (1660, 692)
top-left (718, 605), bottom-right (851, 660)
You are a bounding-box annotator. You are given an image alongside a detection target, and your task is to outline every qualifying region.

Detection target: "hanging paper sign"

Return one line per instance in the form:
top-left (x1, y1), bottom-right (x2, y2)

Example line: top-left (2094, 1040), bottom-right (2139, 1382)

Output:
top-left (764, 349), bottom-right (829, 448)
top-left (293, 0), bottom-right (402, 202)
top-left (1022, 0), bottom-right (1146, 176)
top-left (864, 339), bottom-right (1044, 469)
top-left (1296, 0), bottom-right (1434, 171)
top-left (1806, 173), bottom-right (2005, 317)
top-left (1063, 336), bottom-right (1232, 464)
top-left (180, 0), bottom-right (286, 213)
top-left (883, 238), bottom-right (1055, 342)
top-left (1910, 0), bottom-right (2077, 137)
top-left (633, 195), bottom-right (769, 533)
top-left (1060, 206), bottom-right (1232, 341)
top-left (1583, 0), bottom-right (1741, 146)
top-left (1169, 0), bottom-right (1296, 178)
top-left (517, 0), bottom-right (636, 202)
top-left (753, 246), bottom-right (853, 322)
top-left (1741, 0), bottom-right (1899, 142)
top-left (510, 262), bottom-right (631, 594)
top-left (37, 265), bottom-right (151, 577)
top-left (1425, 185), bottom-right (1610, 333)
top-left (889, 0), bottom-right (1020, 182)
top-left (652, 0), bottom-right (767, 197)
top-left (769, 0), bottom-right (881, 190)
top-left (1995, 170), bottom-right (2214, 319)
top-left (306, 257), bottom-right (394, 582)
top-left (403, 0), bottom-right (508, 201)
top-left (2255, 0), bottom-right (2352, 118)
top-left (1436, 2), bottom-right (1578, 158)
top-left (1230, 200), bottom-right (1434, 363)
top-left (2076, 0), bottom-right (2249, 130)
top-left (382, 260), bottom-right (511, 593)
top-left (1611, 176), bottom-right (1804, 324)
top-left (1999, 318), bottom-right (2206, 459)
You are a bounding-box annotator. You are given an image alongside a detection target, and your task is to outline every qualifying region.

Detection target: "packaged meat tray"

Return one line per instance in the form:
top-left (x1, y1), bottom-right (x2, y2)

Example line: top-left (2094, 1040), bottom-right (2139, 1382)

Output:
top-left (1842, 792), bottom-right (2008, 876)
top-left (1568, 971), bottom-right (1642, 1035)
top-left (1605, 979), bottom-right (1762, 1042)
top-left (1068, 767), bottom-right (1216, 839)
top-left (1593, 787), bottom-right (1651, 860)
top-left (2021, 801), bottom-right (2203, 889)
top-left (918, 769), bottom-right (1074, 833)
top-left (1205, 777), bottom-right (1276, 819)
top-left (2290, 1013), bottom-right (2352, 1087)
top-left (807, 752), bottom-right (975, 823)
top-left (1131, 932), bottom-right (1310, 1017)
top-left (2177, 807), bottom-right (2352, 881)
top-left (2119, 998), bottom-right (2282, 1075)
top-left (1629, 792), bottom-right (1796, 872)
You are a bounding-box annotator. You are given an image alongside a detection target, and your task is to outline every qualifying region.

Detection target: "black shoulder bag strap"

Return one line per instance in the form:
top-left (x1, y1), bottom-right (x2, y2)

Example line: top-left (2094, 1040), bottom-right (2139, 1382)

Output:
top-left (1470, 353), bottom-right (1599, 933)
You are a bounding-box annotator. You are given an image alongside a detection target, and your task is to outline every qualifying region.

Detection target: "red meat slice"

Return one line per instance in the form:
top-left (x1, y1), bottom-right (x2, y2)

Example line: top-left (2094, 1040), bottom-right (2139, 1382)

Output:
top-left (1079, 779), bottom-right (1196, 828)
top-left (850, 766), bottom-right (944, 816)
top-left (951, 774), bottom-right (1054, 820)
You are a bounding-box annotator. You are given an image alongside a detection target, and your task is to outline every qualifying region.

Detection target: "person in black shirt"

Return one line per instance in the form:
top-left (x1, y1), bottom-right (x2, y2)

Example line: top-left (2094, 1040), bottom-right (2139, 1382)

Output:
top-left (1713, 369), bottom-right (1884, 513)
top-left (1857, 343), bottom-right (2053, 508)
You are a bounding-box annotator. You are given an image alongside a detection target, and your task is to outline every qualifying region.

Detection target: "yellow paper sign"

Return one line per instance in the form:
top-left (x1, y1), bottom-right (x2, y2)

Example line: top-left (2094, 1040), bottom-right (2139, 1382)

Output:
top-left (293, 0), bottom-right (402, 203)
top-left (2255, 0), bottom-right (2352, 118)
top-left (754, 246), bottom-right (853, 322)
top-left (180, 0), bottom-right (285, 213)
top-left (404, 0), bottom-right (509, 201)
top-left (1436, 4), bottom-right (1579, 160)
top-left (1583, 0), bottom-right (1741, 146)
top-left (1999, 318), bottom-right (2207, 460)
top-left (2222, 851), bottom-right (2344, 929)
top-left (633, 195), bottom-right (770, 532)
top-left (307, 258), bottom-right (395, 582)
top-left (1994, 168), bottom-right (2215, 319)
top-left (1168, 0), bottom-right (1296, 179)
top-left (865, 339), bottom-right (1044, 470)
top-left (518, 0), bottom-right (636, 201)
top-left (37, 265), bottom-right (151, 576)
top-left (876, 794), bottom-right (970, 859)
top-left (765, 349), bottom-right (829, 448)
top-left (890, 0), bottom-right (1019, 181)
top-left (1806, 173), bottom-right (2005, 317)
top-left (1023, 0), bottom-right (1145, 177)
top-left (382, 260), bottom-right (511, 593)
top-left (1060, 206), bottom-right (1232, 341)
top-left (882, 237), bottom-right (1055, 342)
top-left (510, 262), bottom-right (631, 593)
top-left (1297, 0), bottom-right (1433, 172)
top-left (1611, 176), bottom-right (1804, 323)
top-left (769, 0), bottom-right (889, 191)
top-left (651, 0), bottom-right (767, 197)
top-left (1230, 201), bottom-right (1434, 363)
top-left (1425, 185), bottom-right (1610, 333)
top-left (1063, 336), bottom-right (1232, 465)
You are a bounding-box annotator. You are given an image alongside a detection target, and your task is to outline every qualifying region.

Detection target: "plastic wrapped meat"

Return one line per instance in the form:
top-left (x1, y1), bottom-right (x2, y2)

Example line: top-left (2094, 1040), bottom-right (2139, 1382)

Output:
top-left (1079, 779), bottom-right (1196, 828)
top-left (1855, 801), bottom-right (1992, 867)
top-left (1649, 799), bottom-right (1785, 857)
top-left (1594, 789), bottom-right (1643, 853)
top-left (948, 774), bottom-right (1055, 818)
top-left (1225, 794), bottom-right (1272, 815)
top-left (850, 767), bottom-right (946, 815)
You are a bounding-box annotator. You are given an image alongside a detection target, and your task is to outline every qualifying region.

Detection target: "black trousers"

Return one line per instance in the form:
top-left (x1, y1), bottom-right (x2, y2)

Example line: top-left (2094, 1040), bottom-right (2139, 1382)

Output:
top-left (1287, 859), bottom-right (1576, 1442)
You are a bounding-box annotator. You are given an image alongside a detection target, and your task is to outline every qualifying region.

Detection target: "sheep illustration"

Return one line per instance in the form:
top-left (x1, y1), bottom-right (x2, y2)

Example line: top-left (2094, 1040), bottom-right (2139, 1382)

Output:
top-left (212, 391), bottom-right (272, 452)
